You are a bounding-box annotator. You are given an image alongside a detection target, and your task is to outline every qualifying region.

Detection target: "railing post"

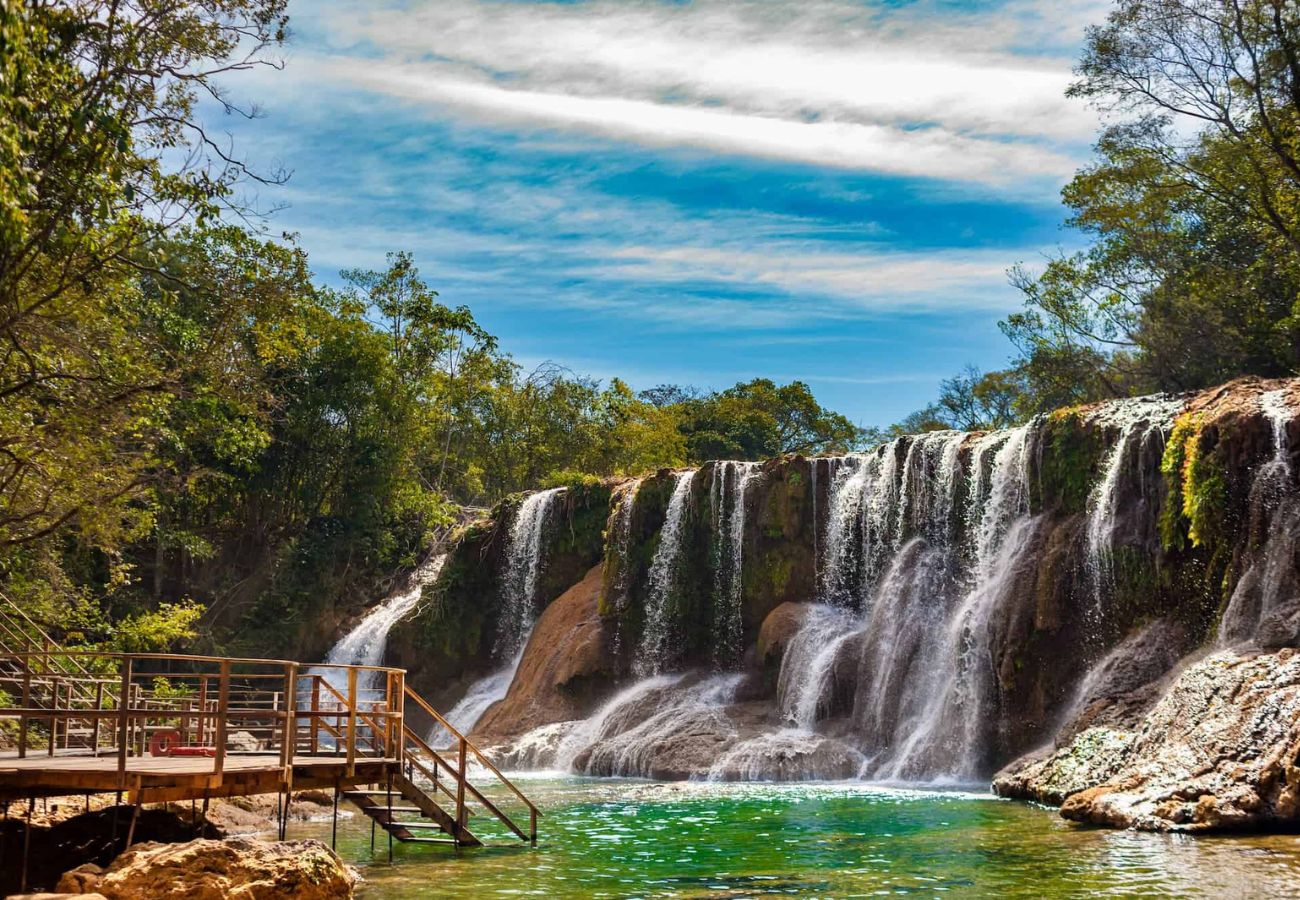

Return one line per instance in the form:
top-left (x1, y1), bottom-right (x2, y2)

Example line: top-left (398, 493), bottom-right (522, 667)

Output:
top-left (345, 667), bottom-right (357, 778)
top-left (456, 735), bottom-right (468, 838)
top-left (394, 671), bottom-right (405, 767)
top-left (213, 659), bottom-right (231, 781)
top-left (48, 676), bottom-right (59, 757)
top-left (196, 675), bottom-right (208, 746)
top-left (92, 680), bottom-right (104, 757)
top-left (116, 657), bottom-right (132, 787)
top-left (281, 664), bottom-right (297, 769)
top-left (309, 676), bottom-right (320, 755)
top-left (18, 662), bottom-right (29, 758)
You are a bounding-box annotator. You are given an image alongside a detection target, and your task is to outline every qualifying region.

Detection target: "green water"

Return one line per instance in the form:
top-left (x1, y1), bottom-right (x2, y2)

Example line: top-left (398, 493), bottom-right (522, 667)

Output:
top-left (300, 777), bottom-right (1300, 898)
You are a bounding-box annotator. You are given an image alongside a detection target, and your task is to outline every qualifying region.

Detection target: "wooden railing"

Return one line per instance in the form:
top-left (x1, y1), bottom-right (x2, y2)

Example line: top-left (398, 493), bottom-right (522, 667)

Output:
top-left (0, 648), bottom-right (540, 847)
top-left (0, 651), bottom-right (407, 785)
top-left (403, 685), bottom-right (540, 844)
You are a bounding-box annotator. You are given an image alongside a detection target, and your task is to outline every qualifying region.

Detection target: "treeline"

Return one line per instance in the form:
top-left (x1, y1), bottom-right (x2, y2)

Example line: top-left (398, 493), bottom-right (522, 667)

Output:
top-left (896, 0), bottom-right (1300, 433)
top-left (0, 1), bottom-right (859, 654)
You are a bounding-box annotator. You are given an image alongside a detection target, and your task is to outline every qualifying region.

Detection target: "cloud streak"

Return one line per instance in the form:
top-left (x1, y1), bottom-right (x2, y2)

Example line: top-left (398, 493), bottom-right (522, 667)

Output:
top-left (284, 0), bottom-right (1103, 188)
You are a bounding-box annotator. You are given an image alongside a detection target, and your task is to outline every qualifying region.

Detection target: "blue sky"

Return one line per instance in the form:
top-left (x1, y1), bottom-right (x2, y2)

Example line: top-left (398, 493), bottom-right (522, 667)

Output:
top-left (221, 0), bottom-right (1112, 428)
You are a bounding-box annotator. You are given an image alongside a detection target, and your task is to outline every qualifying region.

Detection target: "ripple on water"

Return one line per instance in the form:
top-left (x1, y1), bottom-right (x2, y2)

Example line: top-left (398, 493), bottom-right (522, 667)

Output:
top-left (294, 776), bottom-right (1300, 898)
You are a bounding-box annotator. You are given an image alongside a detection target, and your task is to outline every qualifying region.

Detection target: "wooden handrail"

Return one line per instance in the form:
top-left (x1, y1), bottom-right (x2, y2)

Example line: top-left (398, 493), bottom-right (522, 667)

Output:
top-left (402, 721), bottom-right (530, 841)
top-left (403, 685), bottom-right (540, 817)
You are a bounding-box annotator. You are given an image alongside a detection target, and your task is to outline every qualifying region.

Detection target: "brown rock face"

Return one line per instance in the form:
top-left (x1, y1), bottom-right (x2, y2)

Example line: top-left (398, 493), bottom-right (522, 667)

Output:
top-left (472, 565), bottom-right (616, 744)
top-left (756, 602), bottom-right (817, 670)
top-left (999, 649), bottom-right (1300, 831)
top-left (58, 838), bottom-right (355, 899)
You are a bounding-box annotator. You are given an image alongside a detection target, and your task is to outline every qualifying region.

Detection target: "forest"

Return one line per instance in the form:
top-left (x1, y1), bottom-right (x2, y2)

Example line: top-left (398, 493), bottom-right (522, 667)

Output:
top-left (3, 0), bottom-right (1300, 657)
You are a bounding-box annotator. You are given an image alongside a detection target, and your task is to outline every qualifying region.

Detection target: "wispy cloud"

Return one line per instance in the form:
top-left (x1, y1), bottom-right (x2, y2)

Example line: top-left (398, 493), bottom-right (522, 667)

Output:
top-left (280, 0), bottom-right (1102, 188)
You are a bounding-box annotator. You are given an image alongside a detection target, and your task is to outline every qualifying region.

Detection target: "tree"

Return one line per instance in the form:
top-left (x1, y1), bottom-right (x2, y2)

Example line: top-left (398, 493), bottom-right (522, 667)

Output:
top-left (1003, 0), bottom-right (1300, 402)
top-left (0, 0), bottom-right (288, 550)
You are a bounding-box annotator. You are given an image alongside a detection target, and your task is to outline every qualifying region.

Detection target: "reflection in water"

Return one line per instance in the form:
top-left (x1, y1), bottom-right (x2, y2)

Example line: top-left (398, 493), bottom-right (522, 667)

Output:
top-left (290, 778), bottom-right (1300, 898)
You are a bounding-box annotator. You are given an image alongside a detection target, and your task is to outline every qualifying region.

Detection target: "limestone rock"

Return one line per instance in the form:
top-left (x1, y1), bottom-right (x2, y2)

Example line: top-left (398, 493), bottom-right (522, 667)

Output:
top-left (1000, 649), bottom-right (1300, 831)
top-left (756, 602), bottom-right (816, 670)
top-left (226, 731), bottom-right (263, 753)
top-left (472, 564), bottom-right (615, 744)
top-left (59, 838), bottom-right (355, 899)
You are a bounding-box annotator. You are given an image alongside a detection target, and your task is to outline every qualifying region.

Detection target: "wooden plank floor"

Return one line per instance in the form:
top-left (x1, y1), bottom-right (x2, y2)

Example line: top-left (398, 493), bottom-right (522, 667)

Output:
top-left (0, 754), bottom-right (400, 802)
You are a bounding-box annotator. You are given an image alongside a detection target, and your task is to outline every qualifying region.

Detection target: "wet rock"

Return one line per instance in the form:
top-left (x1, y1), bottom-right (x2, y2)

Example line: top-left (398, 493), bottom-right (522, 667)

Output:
top-left (756, 602), bottom-right (816, 670)
top-left (58, 837), bottom-right (356, 899)
top-left (226, 731), bottom-right (263, 753)
top-left (1001, 649), bottom-right (1300, 831)
top-left (1056, 619), bottom-right (1195, 744)
top-left (472, 564), bottom-right (616, 744)
top-left (992, 728), bottom-right (1134, 805)
top-left (709, 730), bottom-right (864, 781)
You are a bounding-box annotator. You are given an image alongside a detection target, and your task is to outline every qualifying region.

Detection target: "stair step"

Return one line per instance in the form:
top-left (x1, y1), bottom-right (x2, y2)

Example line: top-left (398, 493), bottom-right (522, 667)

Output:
top-left (395, 837), bottom-right (459, 845)
top-left (359, 805), bottom-right (426, 814)
top-left (386, 821), bottom-right (453, 830)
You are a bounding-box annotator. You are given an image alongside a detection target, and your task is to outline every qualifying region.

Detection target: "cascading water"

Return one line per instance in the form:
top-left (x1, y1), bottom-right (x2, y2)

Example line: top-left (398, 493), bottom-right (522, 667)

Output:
top-left (712, 461), bottom-right (759, 667)
top-left (636, 470), bottom-right (698, 676)
top-left (1220, 389), bottom-right (1298, 645)
top-left (1083, 396), bottom-right (1182, 618)
top-left (483, 391), bottom-right (1294, 785)
top-left (497, 487), bottom-right (565, 660)
top-left (608, 478), bottom-right (641, 659)
top-left (850, 423), bottom-right (1039, 782)
top-left (775, 604), bottom-right (860, 728)
top-left (428, 645), bottom-right (526, 746)
top-left (322, 552), bottom-right (446, 697)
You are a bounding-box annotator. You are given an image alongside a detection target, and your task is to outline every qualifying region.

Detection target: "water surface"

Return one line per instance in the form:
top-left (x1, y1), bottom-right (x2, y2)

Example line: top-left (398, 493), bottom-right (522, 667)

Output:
top-left (304, 777), bottom-right (1300, 898)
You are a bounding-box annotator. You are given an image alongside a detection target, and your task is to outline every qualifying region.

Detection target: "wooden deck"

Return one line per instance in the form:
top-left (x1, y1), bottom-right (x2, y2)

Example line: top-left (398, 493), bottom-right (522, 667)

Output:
top-left (0, 752), bottom-right (400, 803)
top-left (0, 644), bottom-right (540, 847)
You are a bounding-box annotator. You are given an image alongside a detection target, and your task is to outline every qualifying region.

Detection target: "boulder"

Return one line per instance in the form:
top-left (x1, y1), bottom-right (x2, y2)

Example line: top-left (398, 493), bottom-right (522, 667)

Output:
top-left (709, 730), bottom-right (865, 781)
top-left (472, 565), bottom-right (616, 744)
top-left (226, 731), bottom-right (263, 753)
top-left (999, 649), bottom-right (1300, 831)
top-left (57, 838), bottom-right (355, 899)
top-left (755, 602), bottom-right (816, 670)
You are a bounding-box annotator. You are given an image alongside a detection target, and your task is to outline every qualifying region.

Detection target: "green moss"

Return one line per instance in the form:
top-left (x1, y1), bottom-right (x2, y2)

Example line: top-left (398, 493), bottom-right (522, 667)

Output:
top-left (1033, 409), bottom-right (1104, 515)
top-left (1159, 412), bottom-right (1228, 555)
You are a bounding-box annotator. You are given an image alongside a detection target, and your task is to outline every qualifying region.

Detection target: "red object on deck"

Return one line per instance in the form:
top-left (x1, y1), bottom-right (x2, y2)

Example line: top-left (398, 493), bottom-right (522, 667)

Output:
top-left (149, 729), bottom-right (216, 758)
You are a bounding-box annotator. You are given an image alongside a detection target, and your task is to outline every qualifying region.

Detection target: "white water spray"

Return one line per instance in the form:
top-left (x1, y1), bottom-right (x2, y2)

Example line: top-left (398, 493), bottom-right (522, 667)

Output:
top-left (637, 470), bottom-right (698, 675)
top-left (498, 487), bottom-right (565, 660)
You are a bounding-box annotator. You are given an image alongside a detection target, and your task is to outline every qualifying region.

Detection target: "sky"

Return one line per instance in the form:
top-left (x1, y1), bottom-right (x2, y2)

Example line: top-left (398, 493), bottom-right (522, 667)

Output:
top-left (220, 0), bottom-right (1113, 429)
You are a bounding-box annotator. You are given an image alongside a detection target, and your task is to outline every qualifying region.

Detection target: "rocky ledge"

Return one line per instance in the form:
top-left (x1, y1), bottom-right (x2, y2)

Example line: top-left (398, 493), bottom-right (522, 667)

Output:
top-left (994, 649), bottom-right (1300, 831)
top-left (55, 837), bottom-right (356, 899)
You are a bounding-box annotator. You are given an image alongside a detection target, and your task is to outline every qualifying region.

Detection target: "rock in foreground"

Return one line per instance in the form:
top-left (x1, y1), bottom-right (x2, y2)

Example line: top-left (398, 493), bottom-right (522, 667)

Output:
top-left (57, 837), bottom-right (356, 899)
top-left (995, 649), bottom-right (1300, 831)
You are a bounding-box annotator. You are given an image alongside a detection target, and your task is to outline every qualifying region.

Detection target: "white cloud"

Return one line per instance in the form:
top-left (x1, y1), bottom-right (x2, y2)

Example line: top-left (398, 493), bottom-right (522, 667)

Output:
top-left (283, 0), bottom-right (1105, 187)
top-left (600, 245), bottom-right (1021, 311)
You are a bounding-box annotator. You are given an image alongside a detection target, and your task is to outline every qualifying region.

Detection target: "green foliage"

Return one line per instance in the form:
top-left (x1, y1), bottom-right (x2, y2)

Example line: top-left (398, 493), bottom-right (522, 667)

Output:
top-left (1159, 412), bottom-right (1228, 554)
top-left (113, 600), bottom-right (203, 653)
top-left (1033, 410), bottom-right (1104, 515)
top-left (643, 378), bottom-right (862, 461)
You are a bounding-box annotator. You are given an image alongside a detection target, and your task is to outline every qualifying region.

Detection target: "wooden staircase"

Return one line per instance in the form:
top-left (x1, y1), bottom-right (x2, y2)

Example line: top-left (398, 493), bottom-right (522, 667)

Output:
top-left (0, 601), bottom-right (541, 856)
top-left (344, 772), bottom-right (479, 846)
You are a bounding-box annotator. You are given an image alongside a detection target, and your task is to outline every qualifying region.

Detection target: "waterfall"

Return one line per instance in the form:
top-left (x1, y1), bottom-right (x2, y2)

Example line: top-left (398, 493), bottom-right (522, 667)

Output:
top-left (1220, 389), bottom-right (1298, 645)
top-left (821, 454), bottom-right (870, 606)
top-left (775, 604), bottom-right (860, 728)
top-left (608, 478), bottom-right (641, 659)
top-left (713, 461), bottom-right (759, 667)
top-left (428, 645), bottom-right (526, 746)
top-left (835, 422), bottom-right (1038, 782)
top-left (636, 470), bottom-right (698, 676)
top-left (572, 673), bottom-right (743, 777)
top-left (322, 552), bottom-right (446, 698)
top-left (497, 487), bottom-right (565, 660)
top-left (1083, 396), bottom-right (1182, 616)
